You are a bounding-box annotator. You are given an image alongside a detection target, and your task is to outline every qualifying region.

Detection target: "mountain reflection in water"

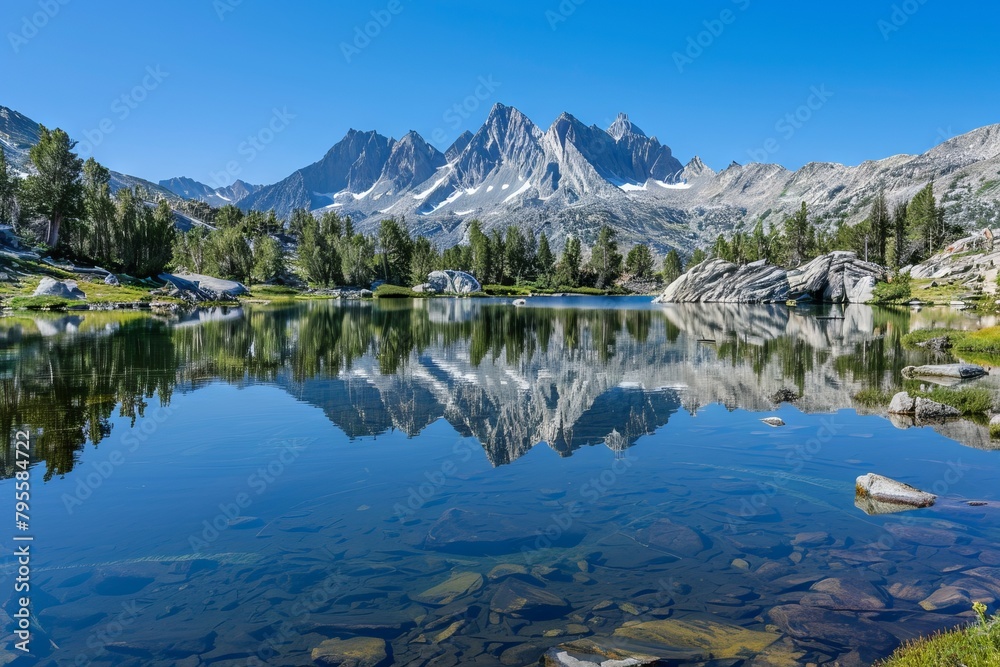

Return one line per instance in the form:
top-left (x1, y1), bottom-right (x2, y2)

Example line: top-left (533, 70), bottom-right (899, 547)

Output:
top-left (2, 297), bottom-right (1000, 666)
top-left (2, 298), bottom-right (998, 481)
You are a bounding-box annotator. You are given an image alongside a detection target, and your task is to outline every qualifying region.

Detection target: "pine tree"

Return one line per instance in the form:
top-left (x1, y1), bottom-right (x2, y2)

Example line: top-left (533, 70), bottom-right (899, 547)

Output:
top-left (299, 211), bottom-right (343, 286)
top-left (468, 220), bottom-right (492, 282)
top-left (869, 187), bottom-right (890, 265)
top-left (20, 125), bottom-right (83, 248)
top-left (557, 236), bottom-right (582, 287)
top-left (783, 202), bottom-right (814, 267)
top-left (625, 244), bottom-right (655, 279)
top-left (686, 248), bottom-right (707, 269)
top-left (661, 249), bottom-right (683, 284)
top-left (375, 217), bottom-right (413, 285)
top-left (890, 200), bottom-right (909, 269)
top-left (489, 228), bottom-right (506, 284)
top-left (410, 236), bottom-right (440, 285)
top-left (80, 158), bottom-right (115, 265)
top-left (252, 236), bottom-right (286, 283)
top-left (587, 225), bottom-right (623, 288)
top-left (535, 232), bottom-right (555, 285)
top-left (907, 182), bottom-right (944, 260)
top-left (712, 234), bottom-right (732, 262)
top-left (0, 149), bottom-right (18, 226)
top-left (504, 225), bottom-right (530, 284)
top-left (340, 233), bottom-right (375, 287)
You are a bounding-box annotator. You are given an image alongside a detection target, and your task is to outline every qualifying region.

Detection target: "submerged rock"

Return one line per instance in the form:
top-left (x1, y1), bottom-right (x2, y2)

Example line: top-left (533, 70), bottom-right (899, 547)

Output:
top-left (800, 577), bottom-right (890, 611)
top-left (902, 364), bottom-right (988, 379)
top-left (638, 519), bottom-right (708, 557)
top-left (423, 507), bottom-right (580, 555)
top-left (855, 473), bottom-right (936, 513)
top-left (612, 618), bottom-right (781, 660)
top-left (490, 578), bottom-right (570, 619)
top-left (310, 637), bottom-right (387, 667)
top-left (411, 571), bottom-right (483, 606)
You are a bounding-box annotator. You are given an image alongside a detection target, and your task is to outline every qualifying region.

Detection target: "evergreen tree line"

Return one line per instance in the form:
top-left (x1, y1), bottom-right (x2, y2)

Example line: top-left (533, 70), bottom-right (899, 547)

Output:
top-left (709, 182), bottom-right (961, 270)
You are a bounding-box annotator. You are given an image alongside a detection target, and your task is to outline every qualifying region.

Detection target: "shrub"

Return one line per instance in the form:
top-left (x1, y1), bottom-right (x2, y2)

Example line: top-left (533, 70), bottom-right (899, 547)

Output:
top-left (871, 272), bottom-right (912, 303)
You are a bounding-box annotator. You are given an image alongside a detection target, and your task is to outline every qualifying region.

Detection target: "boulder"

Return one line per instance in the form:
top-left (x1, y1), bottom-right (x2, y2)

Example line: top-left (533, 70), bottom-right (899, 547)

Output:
top-left (887, 392), bottom-right (916, 415)
top-left (104, 273), bottom-right (120, 286)
top-left (655, 252), bottom-right (886, 304)
top-left (159, 273), bottom-right (248, 302)
top-left (902, 364), bottom-right (988, 379)
top-left (914, 397), bottom-right (961, 421)
top-left (33, 277), bottom-right (86, 300)
top-left (411, 283), bottom-right (435, 294)
top-left (427, 270), bottom-right (481, 295)
top-left (787, 251), bottom-right (887, 303)
top-left (855, 473), bottom-right (936, 510)
top-left (760, 417), bottom-right (785, 428)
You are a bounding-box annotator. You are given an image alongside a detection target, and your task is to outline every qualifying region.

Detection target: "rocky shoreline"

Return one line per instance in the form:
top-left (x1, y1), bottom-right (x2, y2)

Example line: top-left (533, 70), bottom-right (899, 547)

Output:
top-left (655, 251), bottom-right (886, 304)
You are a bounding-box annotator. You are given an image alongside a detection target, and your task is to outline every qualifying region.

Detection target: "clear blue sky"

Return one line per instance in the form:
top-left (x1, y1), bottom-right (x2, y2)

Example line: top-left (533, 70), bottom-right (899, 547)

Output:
top-left (3, 0), bottom-right (998, 187)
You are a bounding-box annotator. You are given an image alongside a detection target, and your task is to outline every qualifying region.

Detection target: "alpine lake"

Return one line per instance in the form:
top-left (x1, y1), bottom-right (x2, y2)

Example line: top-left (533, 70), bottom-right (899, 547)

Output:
top-left (2, 296), bottom-right (1000, 666)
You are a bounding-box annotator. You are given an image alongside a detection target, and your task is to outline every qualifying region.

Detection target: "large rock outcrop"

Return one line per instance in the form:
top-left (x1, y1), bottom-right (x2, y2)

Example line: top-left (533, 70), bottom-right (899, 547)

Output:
top-left (655, 252), bottom-right (886, 304)
top-left (426, 270), bottom-right (481, 295)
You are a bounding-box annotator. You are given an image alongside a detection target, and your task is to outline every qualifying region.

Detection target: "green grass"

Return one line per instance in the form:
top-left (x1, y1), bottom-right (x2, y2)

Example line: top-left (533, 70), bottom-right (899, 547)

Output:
top-left (876, 607), bottom-right (1000, 666)
top-left (901, 328), bottom-right (970, 348)
top-left (853, 388), bottom-right (895, 408)
top-left (909, 278), bottom-right (967, 305)
top-left (373, 284), bottom-right (425, 299)
top-left (911, 386), bottom-right (994, 415)
top-left (5, 295), bottom-right (77, 310)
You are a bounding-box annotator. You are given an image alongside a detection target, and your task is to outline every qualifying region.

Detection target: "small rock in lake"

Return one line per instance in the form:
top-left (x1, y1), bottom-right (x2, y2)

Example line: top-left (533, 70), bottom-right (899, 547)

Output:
top-left (855, 473), bottom-right (936, 515)
top-left (902, 363), bottom-right (988, 379)
top-left (760, 417), bottom-right (785, 427)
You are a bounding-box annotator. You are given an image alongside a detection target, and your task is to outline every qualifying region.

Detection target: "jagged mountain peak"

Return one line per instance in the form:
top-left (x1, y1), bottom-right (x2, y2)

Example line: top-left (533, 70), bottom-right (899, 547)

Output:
top-left (445, 131), bottom-right (474, 162)
top-left (682, 156), bottom-right (714, 180)
top-left (607, 112), bottom-right (647, 141)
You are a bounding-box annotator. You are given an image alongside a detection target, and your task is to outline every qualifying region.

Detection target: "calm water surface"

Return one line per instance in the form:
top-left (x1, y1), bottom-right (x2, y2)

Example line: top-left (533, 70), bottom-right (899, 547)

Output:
top-left (2, 297), bottom-right (1000, 666)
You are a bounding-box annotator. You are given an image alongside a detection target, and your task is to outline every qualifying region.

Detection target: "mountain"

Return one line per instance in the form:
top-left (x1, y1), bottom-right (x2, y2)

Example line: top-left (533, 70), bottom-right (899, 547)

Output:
top-left (238, 103), bottom-right (1000, 255)
top-left (159, 176), bottom-right (260, 208)
top-left (6, 100), bottom-right (1000, 256)
top-left (0, 105), bottom-right (182, 205)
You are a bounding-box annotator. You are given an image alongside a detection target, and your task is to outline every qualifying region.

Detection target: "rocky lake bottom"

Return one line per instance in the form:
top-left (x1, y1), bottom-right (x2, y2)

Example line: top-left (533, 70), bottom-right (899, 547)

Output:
top-left (2, 297), bottom-right (1000, 666)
